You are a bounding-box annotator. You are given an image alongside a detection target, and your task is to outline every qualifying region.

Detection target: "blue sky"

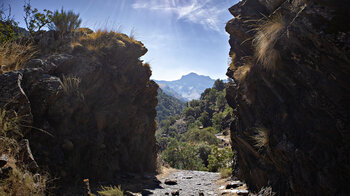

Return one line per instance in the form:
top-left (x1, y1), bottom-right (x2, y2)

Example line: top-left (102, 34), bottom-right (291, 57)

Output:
top-left (4, 0), bottom-right (236, 80)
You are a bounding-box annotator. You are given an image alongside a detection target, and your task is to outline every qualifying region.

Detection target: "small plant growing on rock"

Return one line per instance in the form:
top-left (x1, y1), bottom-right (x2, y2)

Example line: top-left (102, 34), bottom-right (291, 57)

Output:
top-left (60, 75), bottom-right (84, 100)
top-left (97, 185), bottom-right (123, 196)
top-left (252, 127), bottom-right (270, 150)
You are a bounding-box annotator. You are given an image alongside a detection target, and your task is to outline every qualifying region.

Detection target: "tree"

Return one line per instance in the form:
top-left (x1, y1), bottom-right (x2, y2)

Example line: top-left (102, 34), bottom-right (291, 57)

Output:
top-left (24, 1), bottom-right (53, 35)
top-left (213, 79), bottom-right (225, 91)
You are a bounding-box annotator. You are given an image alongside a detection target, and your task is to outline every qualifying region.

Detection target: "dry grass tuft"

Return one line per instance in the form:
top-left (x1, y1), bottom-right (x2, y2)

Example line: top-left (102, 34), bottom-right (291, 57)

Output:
top-left (97, 185), bottom-right (123, 196)
top-left (0, 167), bottom-right (47, 196)
top-left (233, 61), bottom-right (253, 82)
top-left (77, 29), bottom-right (139, 51)
top-left (219, 167), bottom-right (232, 178)
top-left (253, 13), bottom-right (285, 70)
top-left (0, 41), bottom-right (37, 72)
top-left (252, 127), bottom-right (270, 150)
top-left (60, 75), bottom-right (84, 100)
top-left (60, 75), bottom-right (81, 94)
top-left (228, 53), bottom-right (237, 71)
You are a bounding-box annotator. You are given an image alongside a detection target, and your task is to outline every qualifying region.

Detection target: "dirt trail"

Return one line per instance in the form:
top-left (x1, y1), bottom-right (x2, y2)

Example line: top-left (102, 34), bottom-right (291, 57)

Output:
top-left (147, 170), bottom-right (221, 195)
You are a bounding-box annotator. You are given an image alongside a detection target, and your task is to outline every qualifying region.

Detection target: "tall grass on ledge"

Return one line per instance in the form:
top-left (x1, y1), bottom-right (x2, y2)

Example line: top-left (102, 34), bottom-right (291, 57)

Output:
top-left (0, 41), bottom-right (37, 73)
top-left (252, 13), bottom-right (285, 70)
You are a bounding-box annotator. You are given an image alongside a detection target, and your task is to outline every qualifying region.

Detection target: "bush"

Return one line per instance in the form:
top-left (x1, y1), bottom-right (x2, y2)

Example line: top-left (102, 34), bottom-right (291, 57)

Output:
top-left (49, 8), bottom-right (81, 36)
top-left (0, 5), bottom-right (20, 43)
top-left (161, 139), bottom-right (206, 170)
top-left (0, 167), bottom-right (47, 195)
top-left (185, 127), bottom-right (218, 145)
top-left (208, 146), bottom-right (233, 172)
top-left (219, 167), bottom-right (232, 178)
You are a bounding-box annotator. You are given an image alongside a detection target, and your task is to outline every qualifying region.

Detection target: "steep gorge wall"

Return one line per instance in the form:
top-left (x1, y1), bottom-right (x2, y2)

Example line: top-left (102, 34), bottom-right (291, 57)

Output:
top-left (225, 0), bottom-right (349, 195)
top-left (0, 31), bottom-right (158, 189)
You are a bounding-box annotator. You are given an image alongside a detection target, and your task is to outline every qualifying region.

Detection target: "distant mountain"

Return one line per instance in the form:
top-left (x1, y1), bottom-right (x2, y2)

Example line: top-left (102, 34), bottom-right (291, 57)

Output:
top-left (155, 72), bottom-right (221, 101)
top-left (156, 88), bottom-right (184, 122)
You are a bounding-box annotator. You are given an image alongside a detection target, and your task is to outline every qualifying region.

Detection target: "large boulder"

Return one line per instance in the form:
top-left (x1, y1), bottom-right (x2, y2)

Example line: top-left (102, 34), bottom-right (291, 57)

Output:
top-left (225, 0), bottom-right (350, 195)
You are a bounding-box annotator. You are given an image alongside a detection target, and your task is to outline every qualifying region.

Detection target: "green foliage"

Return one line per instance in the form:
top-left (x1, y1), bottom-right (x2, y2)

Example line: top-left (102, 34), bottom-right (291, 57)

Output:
top-left (157, 79), bottom-right (235, 172)
top-left (48, 8), bottom-right (82, 35)
top-left (212, 112), bottom-right (223, 131)
top-left (0, 5), bottom-right (20, 43)
top-left (24, 1), bottom-right (53, 35)
top-left (208, 146), bottom-right (233, 172)
top-left (185, 127), bottom-right (218, 145)
top-left (161, 139), bottom-right (206, 170)
top-left (198, 111), bottom-right (211, 127)
top-left (156, 89), bottom-right (184, 122)
top-left (97, 185), bottom-right (123, 196)
top-left (213, 79), bottom-right (225, 91)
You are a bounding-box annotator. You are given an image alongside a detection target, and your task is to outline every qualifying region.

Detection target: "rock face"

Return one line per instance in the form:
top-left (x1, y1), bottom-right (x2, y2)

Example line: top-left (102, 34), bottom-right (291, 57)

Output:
top-left (225, 0), bottom-right (349, 195)
top-left (0, 31), bottom-right (158, 189)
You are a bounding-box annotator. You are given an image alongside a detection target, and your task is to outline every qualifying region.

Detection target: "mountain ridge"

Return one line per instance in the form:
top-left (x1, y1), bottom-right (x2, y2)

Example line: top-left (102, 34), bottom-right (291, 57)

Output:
top-left (155, 72), bottom-right (226, 101)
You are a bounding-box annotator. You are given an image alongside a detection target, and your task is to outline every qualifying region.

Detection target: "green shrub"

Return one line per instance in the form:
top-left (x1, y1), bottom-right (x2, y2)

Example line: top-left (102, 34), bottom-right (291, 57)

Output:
top-left (185, 127), bottom-right (218, 145)
top-left (219, 167), bottom-right (232, 178)
top-left (49, 8), bottom-right (81, 35)
top-left (208, 146), bottom-right (233, 172)
top-left (161, 139), bottom-right (206, 170)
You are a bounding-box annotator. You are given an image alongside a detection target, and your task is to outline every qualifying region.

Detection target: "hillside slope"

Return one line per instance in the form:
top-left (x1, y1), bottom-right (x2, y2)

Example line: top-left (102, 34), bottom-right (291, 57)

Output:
top-left (225, 0), bottom-right (350, 194)
top-left (156, 88), bottom-right (184, 122)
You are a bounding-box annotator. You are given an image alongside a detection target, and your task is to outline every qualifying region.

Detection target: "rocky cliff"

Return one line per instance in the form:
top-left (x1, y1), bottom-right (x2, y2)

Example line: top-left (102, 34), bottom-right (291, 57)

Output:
top-left (0, 30), bottom-right (158, 192)
top-left (225, 0), bottom-right (349, 195)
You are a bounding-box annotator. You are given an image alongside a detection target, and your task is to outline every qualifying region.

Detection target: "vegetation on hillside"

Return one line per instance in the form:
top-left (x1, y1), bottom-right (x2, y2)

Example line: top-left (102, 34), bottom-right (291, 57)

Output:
top-left (156, 88), bottom-right (184, 122)
top-left (157, 79), bottom-right (234, 173)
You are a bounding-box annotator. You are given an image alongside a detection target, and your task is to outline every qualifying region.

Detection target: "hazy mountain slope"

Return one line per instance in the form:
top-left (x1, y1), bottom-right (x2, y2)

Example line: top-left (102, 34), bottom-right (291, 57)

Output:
top-left (156, 88), bottom-right (184, 122)
top-left (155, 72), bottom-right (216, 101)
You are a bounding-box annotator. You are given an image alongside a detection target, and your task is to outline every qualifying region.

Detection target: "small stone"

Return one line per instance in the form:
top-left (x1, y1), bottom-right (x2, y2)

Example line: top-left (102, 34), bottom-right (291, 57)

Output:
top-left (225, 181), bottom-right (244, 189)
top-left (183, 176), bottom-right (193, 179)
top-left (165, 178), bottom-right (178, 185)
top-left (171, 189), bottom-right (179, 196)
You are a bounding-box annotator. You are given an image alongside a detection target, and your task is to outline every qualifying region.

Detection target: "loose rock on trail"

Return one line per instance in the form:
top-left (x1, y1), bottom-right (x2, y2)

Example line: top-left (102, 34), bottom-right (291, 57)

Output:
top-left (147, 170), bottom-right (220, 195)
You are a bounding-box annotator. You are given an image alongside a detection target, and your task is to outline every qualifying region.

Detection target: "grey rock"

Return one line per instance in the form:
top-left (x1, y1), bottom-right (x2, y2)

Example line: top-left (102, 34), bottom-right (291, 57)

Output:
top-left (165, 178), bottom-right (178, 185)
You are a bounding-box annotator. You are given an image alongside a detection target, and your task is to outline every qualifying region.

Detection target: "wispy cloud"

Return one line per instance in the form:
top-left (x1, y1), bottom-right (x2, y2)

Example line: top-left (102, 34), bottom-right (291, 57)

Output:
top-left (132, 0), bottom-right (227, 31)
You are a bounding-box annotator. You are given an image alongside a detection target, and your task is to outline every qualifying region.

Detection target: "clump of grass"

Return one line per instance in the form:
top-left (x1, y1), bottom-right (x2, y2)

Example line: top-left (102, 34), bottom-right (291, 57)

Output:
top-left (60, 75), bottom-right (84, 100)
top-left (219, 167), bottom-right (232, 178)
top-left (0, 109), bottom-right (23, 155)
top-left (0, 108), bottom-right (47, 195)
top-left (228, 53), bottom-right (237, 71)
top-left (233, 60), bottom-right (253, 82)
top-left (0, 41), bottom-right (37, 72)
top-left (253, 13), bottom-right (285, 70)
top-left (0, 167), bottom-right (47, 195)
top-left (252, 127), bottom-right (270, 150)
top-left (0, 109), bottom-right (22, 139)
top-left (97, 185), bottom-right (123, 196)
top-left (77, 30), bottom-right (140, 52)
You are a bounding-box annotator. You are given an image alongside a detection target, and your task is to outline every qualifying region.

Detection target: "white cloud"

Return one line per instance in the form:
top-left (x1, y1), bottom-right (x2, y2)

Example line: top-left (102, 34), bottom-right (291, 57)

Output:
top-left (132, 0), bottom-right (227, 31)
